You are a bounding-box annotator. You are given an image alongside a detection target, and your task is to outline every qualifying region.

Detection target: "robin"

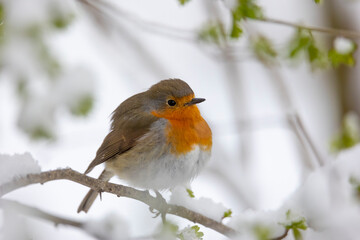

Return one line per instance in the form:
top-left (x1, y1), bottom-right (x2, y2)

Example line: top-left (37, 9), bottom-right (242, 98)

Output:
top-left (77, 79), bottom-right (212, 213)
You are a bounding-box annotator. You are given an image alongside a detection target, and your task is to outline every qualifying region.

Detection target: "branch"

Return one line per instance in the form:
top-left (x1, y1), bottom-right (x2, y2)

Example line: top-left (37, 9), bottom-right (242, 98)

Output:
top-left (0, 198), bottom-right (83, 229)
top-left (287, 113), bottom-right (326, 166)
top-left (258, 17), bottom-right (360, 39)
top-left (0, 168), bottom-right (235, 237)
top-left (0, 198), bottom-right (100, 238)
top-left (0, 168), bottom-right (292, 239)
top-left (78, 0), bottom-right (196, 42)
top-left (0, 199), bottom-right (147, 240)
top-left (270, 228), bottom-right (290, 240)
top-left (80, 0), bottom-right (360, 45)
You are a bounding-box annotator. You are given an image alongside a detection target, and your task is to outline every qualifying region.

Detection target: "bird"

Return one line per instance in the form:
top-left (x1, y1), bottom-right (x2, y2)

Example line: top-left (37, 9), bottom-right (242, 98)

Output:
top-left (77, 79), bottom-right (212, 213)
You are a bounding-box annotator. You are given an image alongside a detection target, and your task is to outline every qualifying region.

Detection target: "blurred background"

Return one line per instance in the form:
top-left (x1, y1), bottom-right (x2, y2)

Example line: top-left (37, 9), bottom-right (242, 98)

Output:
top-left (1, 0), bottom-right (360, 239)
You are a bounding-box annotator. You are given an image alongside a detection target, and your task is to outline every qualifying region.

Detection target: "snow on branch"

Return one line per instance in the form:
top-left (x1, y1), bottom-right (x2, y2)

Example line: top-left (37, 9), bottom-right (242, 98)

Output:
top-left (0, 153), bottom-right (41, 185)
top-left (3, 144), bottom-right (360, 239)
top-left (0, 168), bottom-right (237, 237)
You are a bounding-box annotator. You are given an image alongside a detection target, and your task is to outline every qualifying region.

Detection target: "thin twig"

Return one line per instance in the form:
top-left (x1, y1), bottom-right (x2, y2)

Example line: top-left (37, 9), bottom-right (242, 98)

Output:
top-left (0, 199), bottom-right (152, 240)
top-left (247, 26), bottom-right (326, 168)
top-left (78, 0), bottom-right (196, 42)
top-left (0, 199), bottom-right (107, 240)
top-left (79, 0), bottom-right (360, 44)
top-left (259, 17), bottom-right (360, 39)
top-left (288, 113), bottom-right (326, 166)
top-left (0, 198), bottom-right (83, 228)
top-left (270, 228), bottom-right (290, 240)
top-left (256, 60), bottom-right (318, 169)
top-left (0, 168), bottom-right (236, 237)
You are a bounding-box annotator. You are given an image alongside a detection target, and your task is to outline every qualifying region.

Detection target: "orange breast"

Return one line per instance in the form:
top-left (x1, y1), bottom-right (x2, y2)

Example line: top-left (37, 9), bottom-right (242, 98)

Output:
top-left (152, 105), bottom-right (212, 155)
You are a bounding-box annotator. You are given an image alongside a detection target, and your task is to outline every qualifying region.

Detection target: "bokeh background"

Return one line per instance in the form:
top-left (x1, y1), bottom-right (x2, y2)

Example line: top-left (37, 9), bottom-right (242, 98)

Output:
top-left (1, 0), bottom-right (360, 239)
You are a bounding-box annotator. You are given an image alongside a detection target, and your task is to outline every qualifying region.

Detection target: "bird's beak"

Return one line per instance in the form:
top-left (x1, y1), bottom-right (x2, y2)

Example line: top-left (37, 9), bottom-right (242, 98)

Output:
top-left (185, 98), bottom-right (206, 106)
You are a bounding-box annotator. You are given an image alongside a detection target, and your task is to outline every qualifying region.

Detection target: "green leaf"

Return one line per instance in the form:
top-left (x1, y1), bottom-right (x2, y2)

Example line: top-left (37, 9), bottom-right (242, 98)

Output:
top-left (253, 224), bottom-right (271, 240)
top-left (191, 225), bottom-right (200, 232)
top-left (186, 188), bottom-right (195, 198)
top-left (233, 0), bottom-right (264, 20)
top-left (178, 0), bottom-right (191, 5)
top-left (330, 112), bottom-right (360, 152)
top-left (289, 37), bottom-right (311, 58)
top-left (288, 29), bottom-right (312, 58)
top-left (30, 126), bottom-right (54, 140)
top-left (287, 28), bottom-right (357, 69)
top-left (71, 95), bottom-right (94, 116)
top-left (52, 15), bottom-right (74, 29)
top-left (252, 36), bottom-right (277, 63)
top-left (222, 209), bottom-right (233, 219)
top-left (229, 0), bottom-right (263, 39)
top-left (314, 0), bottom-right (322, 4)
top-left (293, 228), bottom-right (303, 240)
top-left (288, 28), bottom-right (328, 68)
top-left (291, 220), bottom-right (307, 230)
top-left (191, 225), bottom-right (204, 238)
top-left (178, 225), bottom-right (204, 240)
top-left (328, 48), bottom-right (356, 67)
top-left (281, 210), bottom-right (307, 240)
top-left (198, 22), bottom-right (226, 44)
top-left (307, 44), bottom-right (320, 62)
top-left (230, 13), bottom-right (243, 39)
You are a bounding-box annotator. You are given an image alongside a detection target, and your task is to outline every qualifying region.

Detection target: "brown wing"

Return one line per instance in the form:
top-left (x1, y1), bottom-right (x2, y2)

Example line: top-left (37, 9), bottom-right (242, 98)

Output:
top-left (84, 93), bottom-right (158, 174)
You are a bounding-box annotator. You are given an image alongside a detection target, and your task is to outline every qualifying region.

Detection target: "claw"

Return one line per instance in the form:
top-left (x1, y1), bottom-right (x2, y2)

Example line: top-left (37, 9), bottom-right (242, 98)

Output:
top-left (147, 190), bottom-right (168, 223)
top-left (149, 206), bottom-right (155, 214)
top-left (149, 206), bottom-right (161, 218)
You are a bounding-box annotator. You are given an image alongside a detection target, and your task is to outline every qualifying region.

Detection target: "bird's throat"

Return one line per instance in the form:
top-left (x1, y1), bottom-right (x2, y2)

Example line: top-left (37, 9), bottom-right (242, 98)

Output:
top-left (165, 114), bottom-right (212, 155)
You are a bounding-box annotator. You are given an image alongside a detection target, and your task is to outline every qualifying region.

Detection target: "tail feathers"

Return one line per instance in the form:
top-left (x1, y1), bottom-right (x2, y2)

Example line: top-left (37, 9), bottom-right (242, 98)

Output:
top-left (77, 169), bottom-right (114, 213)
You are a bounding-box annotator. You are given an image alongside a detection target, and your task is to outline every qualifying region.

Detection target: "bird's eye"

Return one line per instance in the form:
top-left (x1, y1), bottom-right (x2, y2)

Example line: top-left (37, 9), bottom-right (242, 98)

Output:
top-left (167, 99), bottom-right (176, 106)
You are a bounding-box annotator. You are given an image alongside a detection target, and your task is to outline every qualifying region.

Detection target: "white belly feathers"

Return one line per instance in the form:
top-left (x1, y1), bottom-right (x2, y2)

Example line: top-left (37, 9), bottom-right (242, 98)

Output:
top-left (129, 145), bottom-right (210, 189)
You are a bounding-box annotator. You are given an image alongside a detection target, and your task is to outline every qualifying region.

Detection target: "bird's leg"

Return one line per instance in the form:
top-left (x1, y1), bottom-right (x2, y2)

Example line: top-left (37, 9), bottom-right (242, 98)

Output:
top-left (147, 190), bottom-right (168, 223)
top-left (147, 190), bottom-right (158, 215)
top-left (156, 190), bottom-right (168, 223)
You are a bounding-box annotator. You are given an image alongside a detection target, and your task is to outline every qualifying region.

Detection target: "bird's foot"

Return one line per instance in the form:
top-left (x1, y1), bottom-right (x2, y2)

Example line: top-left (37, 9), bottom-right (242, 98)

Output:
top-left (148, 190), bottom-right (168, 223)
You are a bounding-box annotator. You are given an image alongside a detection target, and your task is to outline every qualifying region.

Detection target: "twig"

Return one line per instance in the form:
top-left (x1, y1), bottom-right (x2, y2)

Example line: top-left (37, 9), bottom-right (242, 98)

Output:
top-left (0, 199), bottom-right (106, 240)
top-left (258, 17), bottom-right (360, 39)
top-left (0, 168), bottom-right (236, 237)
top-left (79, 0), bottom-right (360, 45)
top-left (0, 198), bottom-right (83, 229)
top-left (258, 62), bottom-right (319, 169)
top-left (288, 113), bottom-right (326, 166)
top-left (78, 0), bottom-right (196, 42)
top-left (270, 228), bottom-right (290, 240)
top-left (247, 26), bottom-right (326, 168)
top-left (0, 199), bottom-right (152, 240)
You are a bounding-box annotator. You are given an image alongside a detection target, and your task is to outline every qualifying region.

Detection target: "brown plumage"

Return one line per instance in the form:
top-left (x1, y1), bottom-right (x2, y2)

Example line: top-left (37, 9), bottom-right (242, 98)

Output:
top-left (84, 79), bottom-right (194, 174)
top-left (78, 79), bottom-right (212, 213)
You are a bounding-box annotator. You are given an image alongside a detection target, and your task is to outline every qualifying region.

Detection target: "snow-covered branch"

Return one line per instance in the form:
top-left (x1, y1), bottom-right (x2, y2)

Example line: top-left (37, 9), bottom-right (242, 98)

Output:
top-left (0, 168), bottom-right (236, 237)
top-left (0, 199), bottom-right (138, 240)
top-left (3, 145), bottom-right (360, 239)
